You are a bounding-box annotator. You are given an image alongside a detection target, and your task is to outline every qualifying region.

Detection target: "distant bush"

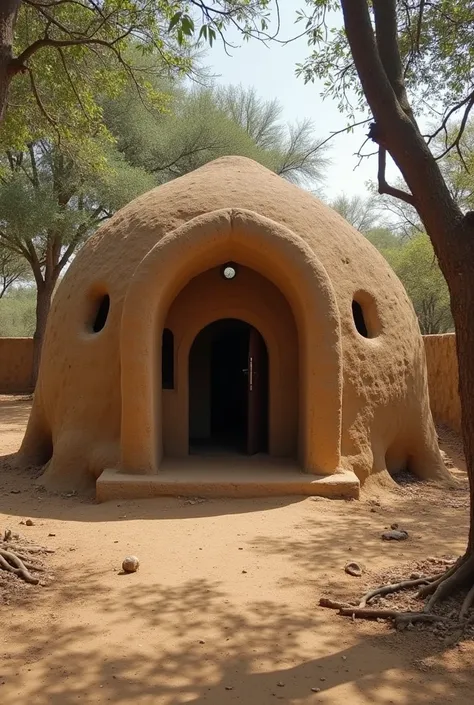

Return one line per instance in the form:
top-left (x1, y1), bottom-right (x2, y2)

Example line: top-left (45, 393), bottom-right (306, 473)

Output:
top-left (0, 287), bottom-right (36, 337)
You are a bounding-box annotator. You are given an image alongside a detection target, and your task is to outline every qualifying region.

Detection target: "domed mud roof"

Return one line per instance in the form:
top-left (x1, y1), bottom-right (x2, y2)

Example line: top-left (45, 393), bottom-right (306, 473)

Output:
top-left (67, 155), bottom-right (405, 318)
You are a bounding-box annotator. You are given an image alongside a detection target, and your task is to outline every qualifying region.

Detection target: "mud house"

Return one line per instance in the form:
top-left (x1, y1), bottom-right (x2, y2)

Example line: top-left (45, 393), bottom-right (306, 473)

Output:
top-left (16, 157), bottom-right (449, 500)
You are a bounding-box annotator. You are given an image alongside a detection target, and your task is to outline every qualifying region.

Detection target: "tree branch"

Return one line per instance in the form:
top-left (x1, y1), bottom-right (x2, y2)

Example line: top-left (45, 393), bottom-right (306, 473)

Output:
top-left (340, 0), bottom-right (462, 242)
top-left (13, 28), bottom-right (135, 73)
top-left (307, 118), bottom-right (372, 153)
top-left (426, 90), bottom-right (474, 160)
top-left (27, 68), bottom-right (60, 142)
top-left (415, 0), bottom-right (426, 53)
top-left (372, 0), bottom-right (415, 122)
top-left (434, 94), bottom-right (474, 169)
top-left (377, 146), bottom-right (415, 206)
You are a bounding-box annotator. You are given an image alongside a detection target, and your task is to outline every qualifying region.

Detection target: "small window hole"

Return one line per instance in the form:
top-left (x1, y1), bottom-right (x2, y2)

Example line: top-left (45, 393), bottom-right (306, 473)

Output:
top-left (352, 300), bottom-right (369, 338)
top-left (92, 294), bottom-right (110, 333)
top-left (162, 328), bottom-right (174, 389)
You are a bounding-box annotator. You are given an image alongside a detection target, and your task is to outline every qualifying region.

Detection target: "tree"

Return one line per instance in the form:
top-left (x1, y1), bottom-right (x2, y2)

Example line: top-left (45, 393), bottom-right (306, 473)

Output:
top-left (331, 193), bottom-right (380, 233)
top-left (296, 0), bottom-right (474, 617)
top-left (0, 139), bottom-right (155, 382)
top-left (332, 195), bottom-right (452, 333)
top-left (105, 81), bottom-right (329, 188)
top-left (216, 85), bottom-right (329, 186)
top-left (383, 233), bottom-right (453, 335)
top-left (0, 284), bottom-right (35, 336)
top-left (437, 124), bottom-right (474, 214)
top-left (0, 1), bottom-right (275, 137)
top-left (369, 124), bottom-right (474, 238)
top-left (0, 245), bottom-right (28, 297)
top-left (364, 226), bottom-right (400, 252)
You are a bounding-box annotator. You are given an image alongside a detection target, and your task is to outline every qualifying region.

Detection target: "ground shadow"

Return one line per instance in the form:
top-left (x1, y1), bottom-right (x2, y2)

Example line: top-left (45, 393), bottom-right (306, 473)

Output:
top-left (0, 454), bottom-right (308, 522)
top-left (2, 568), bottom-right (472, 705)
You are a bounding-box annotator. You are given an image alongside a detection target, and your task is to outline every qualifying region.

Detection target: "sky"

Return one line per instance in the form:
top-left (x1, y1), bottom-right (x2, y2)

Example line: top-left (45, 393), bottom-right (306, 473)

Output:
top-left (203, 4), bottom-right (399, 200)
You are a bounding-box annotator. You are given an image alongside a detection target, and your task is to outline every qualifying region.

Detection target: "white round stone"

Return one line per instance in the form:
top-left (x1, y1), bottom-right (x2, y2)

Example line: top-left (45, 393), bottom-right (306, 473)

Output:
top-left (122, 555), bottom-right (139, 573)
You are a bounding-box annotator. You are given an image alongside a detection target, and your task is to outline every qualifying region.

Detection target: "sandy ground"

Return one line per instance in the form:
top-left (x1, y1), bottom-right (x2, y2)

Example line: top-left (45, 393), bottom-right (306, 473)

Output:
top-left (0, 396), bottom-right (473, 705)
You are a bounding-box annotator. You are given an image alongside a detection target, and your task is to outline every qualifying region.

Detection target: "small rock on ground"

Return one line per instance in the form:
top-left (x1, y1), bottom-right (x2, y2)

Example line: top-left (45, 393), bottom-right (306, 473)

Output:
top-left (381, 529), bottom-right (408, 541)
top-left (345, 561), bottom-right (363, 577)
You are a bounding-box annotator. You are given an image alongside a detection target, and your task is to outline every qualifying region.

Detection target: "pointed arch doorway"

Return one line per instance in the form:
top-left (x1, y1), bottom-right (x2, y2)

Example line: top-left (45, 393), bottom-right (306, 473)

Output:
top-left (188, 318), bottom-right (269, 455)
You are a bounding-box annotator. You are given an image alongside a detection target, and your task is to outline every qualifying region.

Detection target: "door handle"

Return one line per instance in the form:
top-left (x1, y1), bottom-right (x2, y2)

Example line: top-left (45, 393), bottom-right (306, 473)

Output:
top-left (249, 356), bottom-right (253, 392)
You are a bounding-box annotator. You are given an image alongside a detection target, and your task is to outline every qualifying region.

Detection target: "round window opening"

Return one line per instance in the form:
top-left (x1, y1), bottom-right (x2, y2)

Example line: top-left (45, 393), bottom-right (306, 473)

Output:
top-left (220, 262), bottom-right (238, 280)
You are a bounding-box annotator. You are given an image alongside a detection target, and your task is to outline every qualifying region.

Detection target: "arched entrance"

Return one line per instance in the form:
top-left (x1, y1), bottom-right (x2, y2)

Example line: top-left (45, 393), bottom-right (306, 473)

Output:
top-left (188, 319), bottom-right (269, 455)
top-left (120, 208), bottom-right (342, 476)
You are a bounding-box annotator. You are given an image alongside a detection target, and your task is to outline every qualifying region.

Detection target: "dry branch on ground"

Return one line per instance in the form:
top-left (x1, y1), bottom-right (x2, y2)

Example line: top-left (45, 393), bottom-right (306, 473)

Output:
top-left (320, 556), bottom-right (474, 640)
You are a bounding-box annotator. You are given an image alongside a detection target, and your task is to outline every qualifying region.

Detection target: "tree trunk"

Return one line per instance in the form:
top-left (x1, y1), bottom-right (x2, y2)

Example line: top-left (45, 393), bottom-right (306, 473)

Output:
top-left (414, 225), bottom-right (474, 603)
top-left (447, 225), bottom-right (474, 559)
top-left (32, 277), bottom-right (56, 387)
top-left (338, 0), bottom-right (474, 604)
top-left (0, 0), bottom-right (20, 123)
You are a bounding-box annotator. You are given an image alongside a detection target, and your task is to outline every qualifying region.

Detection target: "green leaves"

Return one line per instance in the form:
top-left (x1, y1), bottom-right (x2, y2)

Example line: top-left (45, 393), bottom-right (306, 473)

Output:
top-left (168, 11), bottom-right (195, 45)
top-left (199, 24), bottom-right (217, 47)
top-left (298, 1), bottom-right (474, 134)
top-left (168, 11), bottom-right (183, 32)
top-left (2, 1), bottom-right (277, 150)
top-left (104, 78), bottom-right (328, 189)
top-left (0, 134), bottom-right (156, 287)
top-left (366, 229), bottom-right (453, 335)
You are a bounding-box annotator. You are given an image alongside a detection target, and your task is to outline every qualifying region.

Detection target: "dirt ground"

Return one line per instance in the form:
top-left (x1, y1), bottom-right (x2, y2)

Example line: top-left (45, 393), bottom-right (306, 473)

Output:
top-left (0, 396), bottom-right (473, 705)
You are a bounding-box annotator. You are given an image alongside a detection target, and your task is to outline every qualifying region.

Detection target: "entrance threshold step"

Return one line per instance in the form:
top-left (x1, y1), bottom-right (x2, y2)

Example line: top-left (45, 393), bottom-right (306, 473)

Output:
top-left (96, 467), bottom-right (360, 502)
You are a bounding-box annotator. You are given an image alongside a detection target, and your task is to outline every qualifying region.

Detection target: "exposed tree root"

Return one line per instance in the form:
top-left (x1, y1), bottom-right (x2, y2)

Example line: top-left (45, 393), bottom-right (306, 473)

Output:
top-left (459, 584), bottom-right (474, 621)
top-left (0, 548), bottom-right (41, 584)
top-left (425, 556), bottom-right (474, 611)
top-left (359, 574), bottom-right (443, 608)
top-left (320, 555), bottom-right (474, 630)
top-left (394, 612), bottom-right (444, 629)
top-left (319, 598), bottom-right (445, 626)
top-left (417, 558), bottom-right (464, 599)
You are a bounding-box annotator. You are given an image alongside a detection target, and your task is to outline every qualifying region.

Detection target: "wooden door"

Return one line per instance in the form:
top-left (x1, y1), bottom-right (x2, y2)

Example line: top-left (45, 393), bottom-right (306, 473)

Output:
top-left (247, 326), bottom-right (267, 455)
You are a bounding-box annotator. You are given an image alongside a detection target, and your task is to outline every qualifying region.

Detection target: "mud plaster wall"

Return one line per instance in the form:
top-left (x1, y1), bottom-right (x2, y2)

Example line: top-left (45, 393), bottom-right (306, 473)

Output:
top-left (1, 332), bottom-right (460, 434)
top-left (423, 333), bottom-right (460, 433)
top-left (0, 338), bottom-right (33, 393)
top-left (17, 157), bottom-right (448, 487)
top-left (163, 265), bottom-right (298, 457)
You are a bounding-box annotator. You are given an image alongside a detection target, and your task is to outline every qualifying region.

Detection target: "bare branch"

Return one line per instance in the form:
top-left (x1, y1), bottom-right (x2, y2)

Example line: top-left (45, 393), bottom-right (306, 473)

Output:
top-left (13, 27), bottom-right (135, 73)
top-left (377, 146), bottom-right (415, 206)
top-left (432, 93), bottom-right (474, 168)
top-left (425, 90), bottom-right (474, 148)
top-left (309, 117), bottom-right (372, 152)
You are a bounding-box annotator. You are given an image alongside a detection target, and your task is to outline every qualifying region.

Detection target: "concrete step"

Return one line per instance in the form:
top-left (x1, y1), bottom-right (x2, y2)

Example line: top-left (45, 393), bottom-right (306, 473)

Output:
top-left (96, 460), bottom-right (360, 502)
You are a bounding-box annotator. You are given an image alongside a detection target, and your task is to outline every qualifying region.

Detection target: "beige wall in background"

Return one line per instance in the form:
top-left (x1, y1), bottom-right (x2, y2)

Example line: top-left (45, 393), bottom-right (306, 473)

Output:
top-left (0, 338), bottom-right (34, 393)
top-left (424, 333), bottom-right (461, 433)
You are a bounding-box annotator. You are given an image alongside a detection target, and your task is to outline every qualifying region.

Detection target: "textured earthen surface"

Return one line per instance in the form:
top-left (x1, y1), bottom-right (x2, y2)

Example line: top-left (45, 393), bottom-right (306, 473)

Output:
top-left (0, 338), bottom-right (33, 393)
top-left (0, 398), bottom-right (472, 705)
top-left (16, 156), bottom-right (449, 491)
top-left (424, 333), bottom-right (461, 433)
top-left (0, 334), bottom-right (461, 433)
